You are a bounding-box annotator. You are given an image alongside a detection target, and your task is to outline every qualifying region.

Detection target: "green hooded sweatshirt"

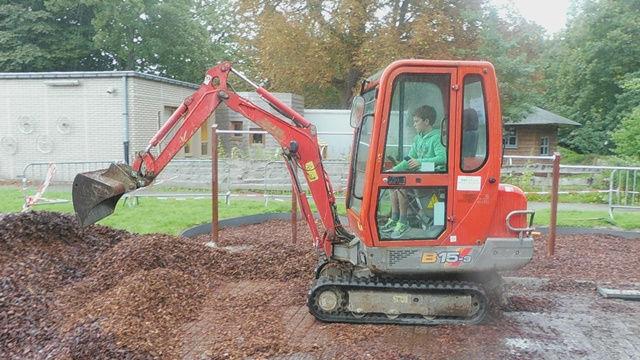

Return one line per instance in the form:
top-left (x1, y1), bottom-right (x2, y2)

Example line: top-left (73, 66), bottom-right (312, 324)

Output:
top-left (392, 129), bottom-right (446, 171)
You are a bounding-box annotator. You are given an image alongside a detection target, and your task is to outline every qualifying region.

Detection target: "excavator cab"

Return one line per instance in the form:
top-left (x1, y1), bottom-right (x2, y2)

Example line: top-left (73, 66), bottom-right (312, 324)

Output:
top-left (345, 60), bottom-right (532, 251)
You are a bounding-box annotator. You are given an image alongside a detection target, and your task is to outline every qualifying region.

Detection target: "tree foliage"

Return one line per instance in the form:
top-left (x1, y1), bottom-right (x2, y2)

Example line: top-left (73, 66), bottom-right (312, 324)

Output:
top-left (236, 0), bottom-right (546, 113)
top-left (0, 0), bottom-right (234, 83)
top-left (238, 0), bottom-right (492, 108)
top-left (0, 0), bottom-right (107, 71)
top-left (612, 108), bottom-right (640, 160)
top-left (544, 0), bottom-right (640, 154)
top-left (476, 9), bottom-right (545, 121)
top-left (85, 0), bottom-right (229, 83)
top-left (611, 74), bottom-right (640, 159)
top-left (1, 0), bottom-right (548, 119)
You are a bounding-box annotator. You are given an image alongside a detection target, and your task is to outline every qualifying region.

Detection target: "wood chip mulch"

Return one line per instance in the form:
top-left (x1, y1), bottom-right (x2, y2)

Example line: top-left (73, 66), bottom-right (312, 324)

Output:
top-left (512, 233), bottom-right (640, 287)
top-left (0, 212), bottom-right (319, 359)
top-left (1, 211), bottom-right (638, 359)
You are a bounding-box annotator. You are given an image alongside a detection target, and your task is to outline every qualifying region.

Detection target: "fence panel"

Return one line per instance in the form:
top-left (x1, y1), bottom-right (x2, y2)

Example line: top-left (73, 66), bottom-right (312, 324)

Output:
top-left (21, 161), bottom-right (116, 194)
top-left (17, 156), bottom-right (640, 220)
top-left (609, 168), bottom-right (640, 219)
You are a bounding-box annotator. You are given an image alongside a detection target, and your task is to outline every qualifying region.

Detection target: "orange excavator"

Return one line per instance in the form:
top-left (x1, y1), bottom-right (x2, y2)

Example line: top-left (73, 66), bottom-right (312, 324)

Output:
top-left (73, 60), bottom-right (535, 325)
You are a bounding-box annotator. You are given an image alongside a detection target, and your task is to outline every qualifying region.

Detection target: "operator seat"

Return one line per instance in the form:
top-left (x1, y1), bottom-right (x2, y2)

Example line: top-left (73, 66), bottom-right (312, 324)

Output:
top-left (462, 108), bottom-right (479, 157)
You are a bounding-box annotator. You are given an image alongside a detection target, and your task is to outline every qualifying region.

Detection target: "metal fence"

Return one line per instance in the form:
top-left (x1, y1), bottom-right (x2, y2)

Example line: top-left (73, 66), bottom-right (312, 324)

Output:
top-left (16, 156), bottom-right (640, 220)
top-left (262, 160), bottom-right (350, 205)
top-left (20, 161), bottom-right (117, 207)
top-left (608, 167), bottom-right (640, 219)
top-left (21, 160), bottom-right (116, 185)
top-left (503, 156), bottom-right (640, 219)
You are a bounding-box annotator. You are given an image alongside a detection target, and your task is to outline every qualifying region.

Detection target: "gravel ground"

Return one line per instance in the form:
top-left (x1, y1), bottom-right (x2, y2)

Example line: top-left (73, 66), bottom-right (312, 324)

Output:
top-left (512, 232), bottom-right (640, 284)
top-left (1, 211), bottom-right (639, 359)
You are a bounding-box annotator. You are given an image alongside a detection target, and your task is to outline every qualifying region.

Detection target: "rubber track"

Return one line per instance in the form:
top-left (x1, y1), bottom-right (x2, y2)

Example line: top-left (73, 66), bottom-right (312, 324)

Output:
top-left (307, 276), bottom-right (488, 325)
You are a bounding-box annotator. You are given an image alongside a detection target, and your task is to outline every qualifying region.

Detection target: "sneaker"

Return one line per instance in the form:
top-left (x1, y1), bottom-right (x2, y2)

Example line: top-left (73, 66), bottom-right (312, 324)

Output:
top-left (379, 219), bottom-right (397, 233)
top-left (390, 222), bottom-right (410, 239)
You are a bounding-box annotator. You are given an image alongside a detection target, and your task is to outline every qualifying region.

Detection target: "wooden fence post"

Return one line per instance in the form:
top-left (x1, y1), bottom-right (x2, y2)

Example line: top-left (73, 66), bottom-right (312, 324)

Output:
top-left (548, 152), bottom-right (561, 256)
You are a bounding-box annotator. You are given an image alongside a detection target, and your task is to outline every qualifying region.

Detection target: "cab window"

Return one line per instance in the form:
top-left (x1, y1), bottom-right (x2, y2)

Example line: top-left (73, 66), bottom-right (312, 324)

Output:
top-left (348, 89), bottom-right (376, 212)
top-left (382, 74), bottom-right (449, 174)
top-left (461, 75), bottom-right (489, 172)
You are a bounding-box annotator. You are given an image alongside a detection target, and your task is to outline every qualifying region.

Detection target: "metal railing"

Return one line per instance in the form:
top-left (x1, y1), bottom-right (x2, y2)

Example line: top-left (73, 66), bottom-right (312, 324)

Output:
top-left (18, 156), bottom-right (640, 224)
top-left (608, 167), bottom-right (640, 219)
top-left (20, 161), bottom-right (117, 208)
top-left (262, 159), bottom-right (349, 206)
top-left (503, 156), bottom-right (640, 219)
top-left (502, 155), bottom-right (555, 166)
top-left (21, 160), bottom-right (116, 184)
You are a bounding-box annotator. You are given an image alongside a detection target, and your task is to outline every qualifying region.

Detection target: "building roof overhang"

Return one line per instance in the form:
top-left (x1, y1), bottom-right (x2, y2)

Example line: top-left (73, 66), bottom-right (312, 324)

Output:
top-left (504, 106), bottom-right (581, 126)
top-left (0, 71), bottom-right (198, 89)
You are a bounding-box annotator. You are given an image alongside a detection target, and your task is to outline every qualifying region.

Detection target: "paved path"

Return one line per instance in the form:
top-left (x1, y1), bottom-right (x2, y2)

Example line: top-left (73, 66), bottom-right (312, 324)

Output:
top-left (528, 201), bottom-right (611, 212)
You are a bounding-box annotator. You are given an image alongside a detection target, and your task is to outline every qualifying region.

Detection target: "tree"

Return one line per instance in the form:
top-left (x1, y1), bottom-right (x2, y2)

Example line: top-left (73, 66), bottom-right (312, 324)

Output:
top-left (198, 0), bottom-right (239, 60)
top-left (612, 74), bottom-right (640, 159)
top-left (236, 0), bottom-right (547, 116)
top-left (472, 8), bottom-right (546, 121)
top-left (0, 0), bottom-right (236, 81)
top-left (544, 0), bottom-right (640, 154)
top-left (238, 0), bottom-right (488, 108)
top-left (612, 108), bottom-right (640, 160)
top-left (73, 0), bottom-right (230, 83)
top-left (0, 0), bottom-right (107, 72)
top-left (0, 2), bottom-right (55, 71)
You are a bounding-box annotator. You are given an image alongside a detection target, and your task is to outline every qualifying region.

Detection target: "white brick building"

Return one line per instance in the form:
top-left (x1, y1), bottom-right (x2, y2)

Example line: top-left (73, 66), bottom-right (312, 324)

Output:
top-left (0, 71), bottom-right (201, 180)
top-left (0, 70), bottom-right (314, 182)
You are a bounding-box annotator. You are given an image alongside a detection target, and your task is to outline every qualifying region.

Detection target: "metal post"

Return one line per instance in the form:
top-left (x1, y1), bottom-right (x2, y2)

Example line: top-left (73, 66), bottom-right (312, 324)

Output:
top-left (609, 170), bottom-right (616, 219)
top-left (548, 152), bottom-right (561, 256)
top-left (632, 170), bottom-right (637, 205)
top-left (211, 124), bottom-right (219, 244)
top-left (122, 75), bottom-right (130, 164)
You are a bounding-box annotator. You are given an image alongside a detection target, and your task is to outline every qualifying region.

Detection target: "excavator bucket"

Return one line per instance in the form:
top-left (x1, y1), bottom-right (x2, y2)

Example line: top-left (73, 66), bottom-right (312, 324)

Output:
top-left (72, 163), bottom-right (139, 226)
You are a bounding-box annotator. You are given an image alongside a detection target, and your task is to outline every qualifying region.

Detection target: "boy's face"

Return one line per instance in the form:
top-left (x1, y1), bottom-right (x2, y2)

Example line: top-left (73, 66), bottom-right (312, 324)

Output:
top-left (413, 116), bottom-right (431, 132)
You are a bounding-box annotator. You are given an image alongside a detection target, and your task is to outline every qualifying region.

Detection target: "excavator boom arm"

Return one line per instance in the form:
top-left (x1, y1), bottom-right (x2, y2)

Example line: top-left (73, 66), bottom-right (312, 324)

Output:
top-left (73, 62), bottom-right (347, 253)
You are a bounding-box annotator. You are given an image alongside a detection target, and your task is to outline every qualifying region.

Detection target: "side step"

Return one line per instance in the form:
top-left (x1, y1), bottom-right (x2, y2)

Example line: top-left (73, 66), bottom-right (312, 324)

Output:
top-left (307, 276), bottom-right (488, 325)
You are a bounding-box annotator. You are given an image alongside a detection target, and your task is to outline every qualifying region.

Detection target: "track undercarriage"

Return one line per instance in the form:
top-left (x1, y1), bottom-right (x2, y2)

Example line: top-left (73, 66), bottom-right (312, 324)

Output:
top-left (307, 262), bottom-right (499, 326)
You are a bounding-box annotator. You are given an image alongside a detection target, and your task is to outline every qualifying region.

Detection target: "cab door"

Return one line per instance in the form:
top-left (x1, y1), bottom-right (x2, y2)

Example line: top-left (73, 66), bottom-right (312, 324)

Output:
top-left (370, 65), bottom-right (458, 248)
top-left (450, 66), bottom-right (503, 246)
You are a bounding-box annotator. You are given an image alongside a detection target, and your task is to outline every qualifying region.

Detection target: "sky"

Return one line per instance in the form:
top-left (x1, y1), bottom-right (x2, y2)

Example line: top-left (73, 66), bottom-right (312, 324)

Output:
top-left (490, 0), bottom-right (572, 34)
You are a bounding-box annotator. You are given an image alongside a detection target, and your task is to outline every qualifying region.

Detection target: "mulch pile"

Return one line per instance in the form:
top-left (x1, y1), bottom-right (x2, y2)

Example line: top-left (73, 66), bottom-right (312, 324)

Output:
top-left (2, 211), bottom-right (638, 359)
top-left (1, 212), bottom-right (131, 358)
top-left (0, 212), bottom-right (318, 359)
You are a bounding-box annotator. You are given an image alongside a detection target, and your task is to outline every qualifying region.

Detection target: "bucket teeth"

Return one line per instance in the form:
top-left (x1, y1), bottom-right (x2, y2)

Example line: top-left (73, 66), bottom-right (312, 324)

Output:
top-left (72, 163), bottom-right (138, 226)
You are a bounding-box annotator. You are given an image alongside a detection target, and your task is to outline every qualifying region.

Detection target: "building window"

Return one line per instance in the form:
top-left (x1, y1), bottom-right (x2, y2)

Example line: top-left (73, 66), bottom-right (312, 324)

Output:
top-left (184, 140), bottom-right (192, 156)
top-left (200, 123), bottom-right (208, 155)
top-left (540, 136), bottom-right (549, 155)
top-left (230, 121), bottom-right (243, 137)
top-left (503, 126), bottom-right (517, 148)
top-left (250, 128), bottom-right (264, 144)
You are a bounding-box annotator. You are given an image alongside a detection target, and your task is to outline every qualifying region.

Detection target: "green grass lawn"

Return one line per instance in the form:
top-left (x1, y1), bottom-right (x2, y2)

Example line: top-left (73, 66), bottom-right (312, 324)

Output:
top-left (532, 208), bottom-right (639, 230)
top-left (2, 186), bottom-right (639, 234)
top-left (0, 186), bottom-right (291, 235)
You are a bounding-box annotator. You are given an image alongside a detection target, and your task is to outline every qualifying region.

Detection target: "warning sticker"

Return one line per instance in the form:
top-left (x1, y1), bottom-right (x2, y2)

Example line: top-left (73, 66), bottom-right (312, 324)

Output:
top-left (305, 161), bottom-right (319, 182)
top-left (427, 194), bottom-right (438, 209)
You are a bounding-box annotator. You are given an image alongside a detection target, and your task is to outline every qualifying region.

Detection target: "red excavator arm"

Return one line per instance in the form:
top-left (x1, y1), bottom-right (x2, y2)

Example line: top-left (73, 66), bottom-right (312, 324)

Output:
top-left (73, 62), bottom-right (350, 255)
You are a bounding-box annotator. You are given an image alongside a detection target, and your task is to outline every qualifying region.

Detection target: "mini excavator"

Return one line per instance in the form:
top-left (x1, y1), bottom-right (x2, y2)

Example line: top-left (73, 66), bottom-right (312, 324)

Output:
top-left (73, 60), bottom-right (535, 325)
